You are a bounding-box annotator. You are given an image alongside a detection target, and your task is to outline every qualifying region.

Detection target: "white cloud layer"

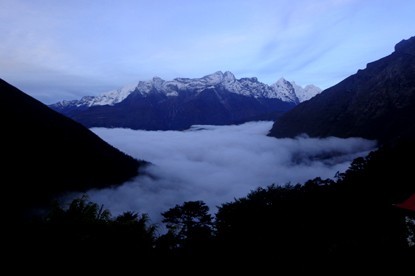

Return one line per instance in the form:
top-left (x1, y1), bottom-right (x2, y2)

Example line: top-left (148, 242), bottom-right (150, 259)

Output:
top-left (79, 122), bottom-right (376, 224)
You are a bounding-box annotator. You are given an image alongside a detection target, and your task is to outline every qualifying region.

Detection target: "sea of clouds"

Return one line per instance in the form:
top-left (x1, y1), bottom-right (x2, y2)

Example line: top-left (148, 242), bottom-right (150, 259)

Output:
top-left (81, 121), bottom-right (376, 224)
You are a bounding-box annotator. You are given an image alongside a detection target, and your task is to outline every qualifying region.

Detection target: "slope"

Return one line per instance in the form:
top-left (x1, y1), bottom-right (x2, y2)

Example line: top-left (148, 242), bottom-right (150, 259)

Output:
top-left (269, 36), bottom-right (415, 144)
top-left (0, 79), bottom-right (142, 218)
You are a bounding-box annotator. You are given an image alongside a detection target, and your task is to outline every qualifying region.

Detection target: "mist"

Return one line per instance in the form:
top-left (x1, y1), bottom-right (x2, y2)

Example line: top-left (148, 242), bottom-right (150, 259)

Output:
top-left (84, 121), bottom-right (376, 223)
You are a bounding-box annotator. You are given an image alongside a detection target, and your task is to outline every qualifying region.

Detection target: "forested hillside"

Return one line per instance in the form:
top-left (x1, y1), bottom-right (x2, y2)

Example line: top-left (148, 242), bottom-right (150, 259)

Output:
top-left (16, 139), bottom-right (415, 270)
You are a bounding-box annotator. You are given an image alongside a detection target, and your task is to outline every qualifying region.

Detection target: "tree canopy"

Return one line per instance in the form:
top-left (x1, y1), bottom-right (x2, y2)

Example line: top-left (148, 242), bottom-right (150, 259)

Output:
top-left (13, 140), bottom-right (415, 271)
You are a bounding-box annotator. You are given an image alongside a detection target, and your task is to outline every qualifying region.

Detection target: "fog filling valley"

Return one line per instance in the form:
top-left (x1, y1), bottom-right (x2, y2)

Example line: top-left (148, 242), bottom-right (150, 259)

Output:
top-left (85, 121), bottom-right (376, 223)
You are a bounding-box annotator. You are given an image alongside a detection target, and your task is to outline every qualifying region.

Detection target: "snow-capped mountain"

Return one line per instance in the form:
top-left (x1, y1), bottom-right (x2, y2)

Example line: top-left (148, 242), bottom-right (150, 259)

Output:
top-left (291, 82), bottom-right (322, 102)
top-left (50, 71), bottom-right (321, 130)
top-left (52, 71), bottom-right (320, 109)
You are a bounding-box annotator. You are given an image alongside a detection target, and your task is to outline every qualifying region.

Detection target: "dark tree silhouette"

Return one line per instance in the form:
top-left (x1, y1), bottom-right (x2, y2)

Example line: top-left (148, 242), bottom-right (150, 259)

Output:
top-left (47, 195), bottom-right (111, 224)
top-left (162, 201), bottom-right (213, 240)
top-left (214, 141), bottom-right (415, 270)
top-left (18, 196), bottom-right (157, 267)
top-left (160, 200), bottom-right (214, 258)
top-left (12, 139), bottom-right (415, 271)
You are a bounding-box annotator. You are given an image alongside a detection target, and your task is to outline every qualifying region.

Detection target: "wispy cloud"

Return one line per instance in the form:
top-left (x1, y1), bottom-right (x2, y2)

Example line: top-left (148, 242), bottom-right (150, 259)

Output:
top-left (2, 1), bottom-right (414, 102)
top-left (80, 121), bottom-right (376, 223)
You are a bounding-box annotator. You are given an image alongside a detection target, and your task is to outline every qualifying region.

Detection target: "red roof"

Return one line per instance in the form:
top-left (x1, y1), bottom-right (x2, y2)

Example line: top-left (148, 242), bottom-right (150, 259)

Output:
top-left (395, 193), bottom-right (415, 212)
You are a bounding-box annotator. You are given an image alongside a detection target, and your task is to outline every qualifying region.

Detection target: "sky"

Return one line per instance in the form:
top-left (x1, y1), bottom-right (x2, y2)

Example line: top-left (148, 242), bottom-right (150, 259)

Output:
top-left (74, 121), bottom-right (377, 224)
top-left (1, 0), bottom-right (414, 104)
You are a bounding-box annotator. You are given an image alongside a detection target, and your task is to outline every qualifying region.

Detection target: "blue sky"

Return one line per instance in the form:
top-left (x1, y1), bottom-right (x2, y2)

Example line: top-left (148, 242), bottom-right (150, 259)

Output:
top-left (1, 0), bottom-right (414, 104)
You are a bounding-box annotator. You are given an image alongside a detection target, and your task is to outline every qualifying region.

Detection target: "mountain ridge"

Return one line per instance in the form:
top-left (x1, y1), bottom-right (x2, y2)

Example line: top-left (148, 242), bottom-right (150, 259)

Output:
top-left (268, 36), bottom-right (415, 144)
top-left (52, 71), bottom-right (320, 109)
top-left (0, 79), bottom-right (143, 219)
top-left (50, 71), bottom-right (321, 131)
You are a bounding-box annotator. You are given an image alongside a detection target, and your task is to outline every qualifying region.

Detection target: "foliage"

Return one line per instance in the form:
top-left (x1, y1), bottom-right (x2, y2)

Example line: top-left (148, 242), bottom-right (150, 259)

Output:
top-left (16, 140), bottom-right (415, 269)
top-left (162, 200), bottom-right (213, 239)
top-left (159, 200), bottom-right (214, 259)
top-left (47, 195), bottom-right (111, 224)
top-left (20, 195), bottom-right (157, 265)
top-left (214, 141), bottom-right (415, 268)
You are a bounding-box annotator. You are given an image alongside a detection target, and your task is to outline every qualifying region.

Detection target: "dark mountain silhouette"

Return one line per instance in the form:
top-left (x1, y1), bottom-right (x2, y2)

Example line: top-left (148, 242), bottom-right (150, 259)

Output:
top-left (0, 79), bottom-right (143, 219)
top-left (269, 36), bottom-right (415, 144)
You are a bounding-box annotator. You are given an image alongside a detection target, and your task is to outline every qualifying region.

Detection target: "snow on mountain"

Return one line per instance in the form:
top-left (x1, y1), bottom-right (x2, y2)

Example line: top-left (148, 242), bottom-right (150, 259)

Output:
top-left (51, 71), bottom-right (320, 108)
top-left (271, 78), bottom-right (298, 103)
top-left (52, 84), bottom-right (138, 108)
top-left (292, 82), bottom-right (322, 102)
top-left (90, 83), bottom-right (138, 106)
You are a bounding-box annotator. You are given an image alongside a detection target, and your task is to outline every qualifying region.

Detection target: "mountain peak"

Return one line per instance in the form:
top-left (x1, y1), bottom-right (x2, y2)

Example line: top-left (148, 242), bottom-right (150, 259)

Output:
top-left (51, 71), bottom-right (321, 109)
top-left (50, 71), bottom-right (322, 130)
top-left (271, 78), bottom-right (297, 103)
top-left (202, 71), bottom-right (225, 84)
top-left (276, 77), bottom-right (290, 85)
top-left (394, 36), bottom-right (415, 54)
top-left (223, 71), bottom-right (236, 81)
top-left (152, 76), bottom-right (164, 82)
top-left (152, 76), bottom-right (165, 89)
top-left (291, 82), bottom-right (322, 102)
